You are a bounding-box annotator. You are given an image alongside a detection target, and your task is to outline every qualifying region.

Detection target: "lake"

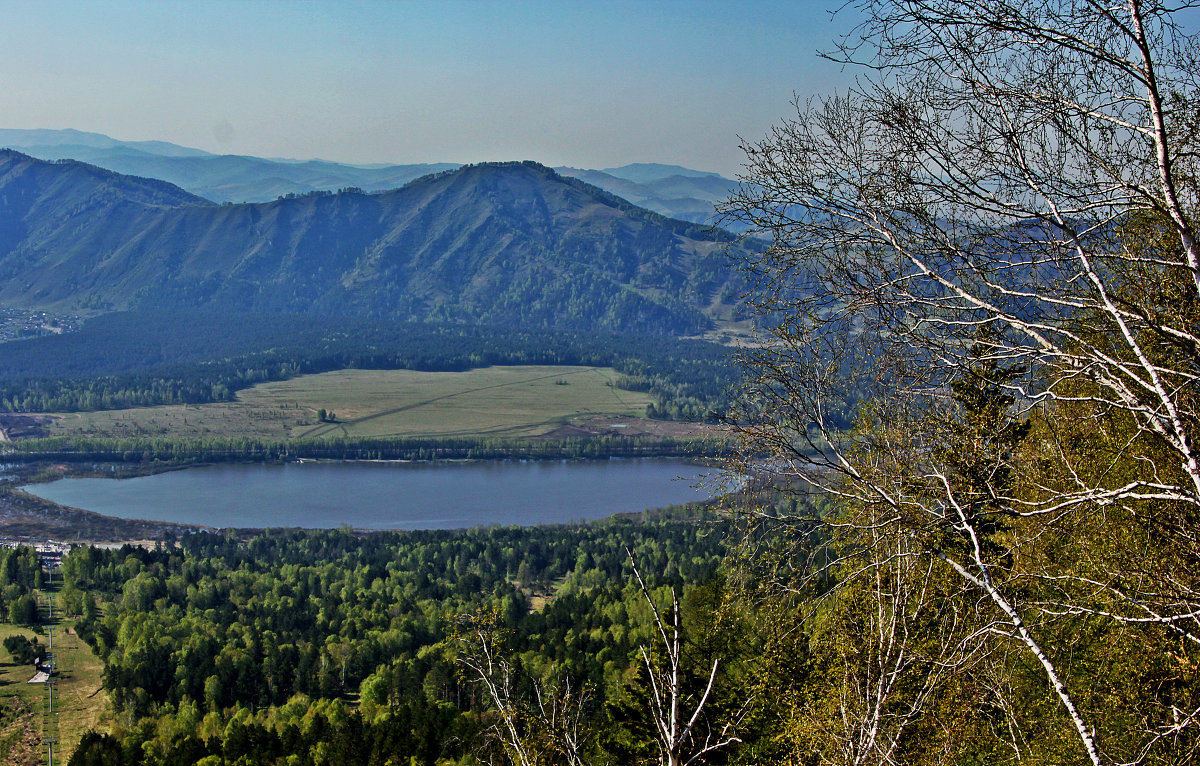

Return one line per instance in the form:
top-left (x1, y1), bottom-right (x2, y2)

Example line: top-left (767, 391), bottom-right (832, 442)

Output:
top-left (21, 459), bottom-right (724, 530)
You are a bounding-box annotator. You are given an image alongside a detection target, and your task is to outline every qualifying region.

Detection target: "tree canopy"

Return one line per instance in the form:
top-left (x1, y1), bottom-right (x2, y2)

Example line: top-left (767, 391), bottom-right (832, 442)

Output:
top-left (723, 0), bottom-right (1200, 763)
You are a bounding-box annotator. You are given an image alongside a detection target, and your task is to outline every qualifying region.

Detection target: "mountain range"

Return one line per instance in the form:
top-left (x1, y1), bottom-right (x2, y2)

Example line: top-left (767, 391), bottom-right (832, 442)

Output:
top-left (0, 150), bottom-right (746, 335)
top-left (0, 129), bottom-right (738, 227)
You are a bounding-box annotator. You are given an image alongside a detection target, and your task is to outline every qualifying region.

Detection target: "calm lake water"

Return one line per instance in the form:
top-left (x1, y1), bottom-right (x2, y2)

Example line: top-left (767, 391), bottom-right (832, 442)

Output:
top-left (22, 459), bottom-right (722, 530)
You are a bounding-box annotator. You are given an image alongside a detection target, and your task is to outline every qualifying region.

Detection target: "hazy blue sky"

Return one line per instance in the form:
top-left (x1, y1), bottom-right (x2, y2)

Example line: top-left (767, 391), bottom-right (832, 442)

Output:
top-left (1, 0), bottom-right (855, 176)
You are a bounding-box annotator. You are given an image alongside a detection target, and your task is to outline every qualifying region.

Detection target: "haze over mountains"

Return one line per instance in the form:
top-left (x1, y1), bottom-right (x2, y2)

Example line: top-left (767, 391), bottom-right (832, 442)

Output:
top-left (0, 129), bottom-right (738, 227)
top-left (0, 150), bottom-right (746, 335)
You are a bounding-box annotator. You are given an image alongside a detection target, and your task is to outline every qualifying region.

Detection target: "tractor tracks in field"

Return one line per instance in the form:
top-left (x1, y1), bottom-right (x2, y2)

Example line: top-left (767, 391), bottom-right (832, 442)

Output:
top-left (298, 368), bottom-right (596, 439)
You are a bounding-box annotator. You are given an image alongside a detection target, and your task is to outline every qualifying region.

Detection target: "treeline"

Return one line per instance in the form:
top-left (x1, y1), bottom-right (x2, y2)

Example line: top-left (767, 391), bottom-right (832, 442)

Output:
top-left (3, 432), bottom-right (726, 464)
top-left (0, 546), bottom-right (44, 625)
top-left (0, 311), bottom-right (737, 420)
top-left (61, 515), bottom-right (740, 765)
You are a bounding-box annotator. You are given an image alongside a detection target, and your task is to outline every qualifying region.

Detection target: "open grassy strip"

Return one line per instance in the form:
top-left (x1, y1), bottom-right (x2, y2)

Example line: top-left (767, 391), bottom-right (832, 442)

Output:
top-left (0, 602), bottom-right (109, 763)
top-left (41, 365), bottom-right (657, 442)
top-left (0, 623), bottom-right (51, 709)
top-left (0, 693), bottom-right (38, 766)
top-left (0, 622), bottom-right (53, 764)
top-left (41, 619), bottom-right (106, 760)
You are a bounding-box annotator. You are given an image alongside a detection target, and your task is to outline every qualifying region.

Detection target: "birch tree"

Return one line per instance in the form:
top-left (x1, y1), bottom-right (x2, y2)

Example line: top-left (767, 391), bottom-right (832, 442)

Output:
top-left (781, 531), bottom-right (997, 766)
top-left (724, 1), bottom-right (1200, 763)
top-left (626, 552), bottom-right (750, 766)
top-left (456, 608), bottom-right (591, 766)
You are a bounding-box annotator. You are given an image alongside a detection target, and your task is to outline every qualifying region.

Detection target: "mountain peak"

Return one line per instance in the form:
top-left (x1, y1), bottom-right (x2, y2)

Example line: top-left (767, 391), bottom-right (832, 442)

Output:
top-left (0, 153), bottom-right (745, 335)
top-left (0, 130), bottom-right (736, 225)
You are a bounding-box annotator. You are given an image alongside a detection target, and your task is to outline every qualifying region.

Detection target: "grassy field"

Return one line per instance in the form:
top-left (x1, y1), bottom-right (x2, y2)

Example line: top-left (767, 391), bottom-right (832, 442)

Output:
top-left (45, 365), bottom-right (655, 442)
top-left (0, 693), bottom-right (38, 766)
top-left (0, 596), bottom-right (108, 764)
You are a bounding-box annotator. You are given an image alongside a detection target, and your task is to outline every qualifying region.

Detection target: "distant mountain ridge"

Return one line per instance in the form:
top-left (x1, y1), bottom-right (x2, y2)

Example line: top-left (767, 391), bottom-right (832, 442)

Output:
top-left (0, 151), bottom-right (745, 335)
top-left (0, 128), bottom-right (213, 157)
top-left (0, 129), bottom-right (737, 226)
top-left (600, 163), bottom-right (725, 183)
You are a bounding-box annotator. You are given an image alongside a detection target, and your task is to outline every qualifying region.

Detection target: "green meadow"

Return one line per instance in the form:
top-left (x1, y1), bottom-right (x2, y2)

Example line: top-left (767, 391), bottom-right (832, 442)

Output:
top-left (45, 365), bottom-right (654, 442)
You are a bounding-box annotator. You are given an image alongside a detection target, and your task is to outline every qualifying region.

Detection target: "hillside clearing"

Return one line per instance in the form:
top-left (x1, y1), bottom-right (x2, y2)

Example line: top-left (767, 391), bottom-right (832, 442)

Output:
top-left (0, 616), bottom-right (107, 762)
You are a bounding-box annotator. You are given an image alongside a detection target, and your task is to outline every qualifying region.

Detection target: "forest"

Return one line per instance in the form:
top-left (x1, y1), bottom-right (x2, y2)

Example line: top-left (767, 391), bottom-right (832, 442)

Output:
top-left (4, 432), bottom-right (722, 465)
top-left (24, 509), bottom-right (771, 766)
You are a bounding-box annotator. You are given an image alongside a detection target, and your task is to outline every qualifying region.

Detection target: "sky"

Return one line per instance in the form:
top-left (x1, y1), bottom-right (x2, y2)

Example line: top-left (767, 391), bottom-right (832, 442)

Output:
top-left (0, 0), bottom-right (856, 177)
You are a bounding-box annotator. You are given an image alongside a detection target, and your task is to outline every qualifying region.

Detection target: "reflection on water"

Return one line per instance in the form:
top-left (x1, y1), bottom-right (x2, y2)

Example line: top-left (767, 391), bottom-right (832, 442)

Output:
top-left (22, 459), bottom-right (720, 530)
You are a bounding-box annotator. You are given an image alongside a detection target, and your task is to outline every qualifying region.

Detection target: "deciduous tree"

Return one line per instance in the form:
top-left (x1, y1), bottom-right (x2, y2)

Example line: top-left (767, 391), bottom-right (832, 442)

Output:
top-left (724, 1), bottom-right (1200, 763)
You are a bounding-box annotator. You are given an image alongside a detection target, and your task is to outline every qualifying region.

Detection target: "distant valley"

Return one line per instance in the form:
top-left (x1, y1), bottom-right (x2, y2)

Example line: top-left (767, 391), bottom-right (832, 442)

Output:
top-left (0, 131), bottom-right (747, 493)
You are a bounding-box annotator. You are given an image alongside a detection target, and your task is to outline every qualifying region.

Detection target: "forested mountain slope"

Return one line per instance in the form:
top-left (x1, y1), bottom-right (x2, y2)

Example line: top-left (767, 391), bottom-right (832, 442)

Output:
top-left (0, 152), bottom-right (745, 334)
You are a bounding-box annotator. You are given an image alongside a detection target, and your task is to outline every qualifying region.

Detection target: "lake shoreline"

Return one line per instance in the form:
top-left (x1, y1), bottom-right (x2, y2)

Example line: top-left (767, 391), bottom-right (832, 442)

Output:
top-left (19, 458), bottom-right (727, 532)
top-left (4, 450), bottom-right (718, 489)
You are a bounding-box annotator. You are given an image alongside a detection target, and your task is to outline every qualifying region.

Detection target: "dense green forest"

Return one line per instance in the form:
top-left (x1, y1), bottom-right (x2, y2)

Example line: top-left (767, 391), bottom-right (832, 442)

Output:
top-left (47, 513), bottom-right (769, 765)
top-left (0, 312), bottom-right (736, 421)
top-left (10, 481), bottom-right (1196, 765)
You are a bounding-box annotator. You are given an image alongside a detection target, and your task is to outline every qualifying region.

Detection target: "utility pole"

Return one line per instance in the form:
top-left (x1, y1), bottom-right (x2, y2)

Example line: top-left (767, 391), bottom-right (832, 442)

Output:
top-left (46, 736), bottom-right (57, 766)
